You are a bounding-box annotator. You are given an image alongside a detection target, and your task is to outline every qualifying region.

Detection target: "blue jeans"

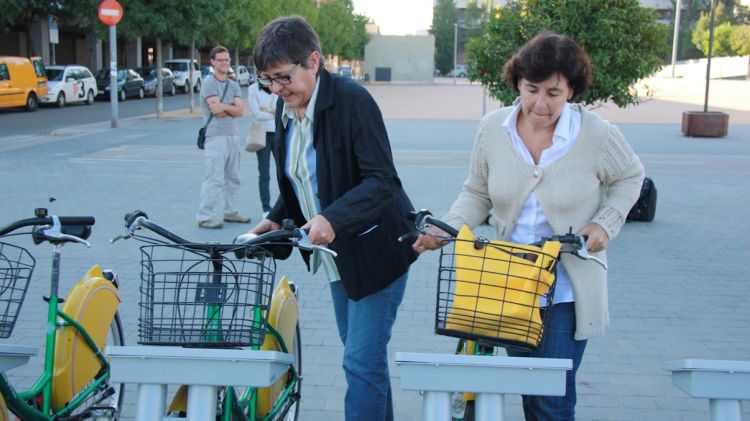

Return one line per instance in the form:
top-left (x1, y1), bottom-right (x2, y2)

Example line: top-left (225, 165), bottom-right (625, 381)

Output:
top-left (256, 132), bottom-right (274, 212)
top-left (506, 302), bottom-right (587, 421)
top-left (330, 272), bottom-right (408, 421)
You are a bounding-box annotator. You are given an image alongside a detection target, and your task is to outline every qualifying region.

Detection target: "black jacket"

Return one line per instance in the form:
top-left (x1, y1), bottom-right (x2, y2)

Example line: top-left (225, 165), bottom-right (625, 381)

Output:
top-left (268, 69), bottom-right (417, 300)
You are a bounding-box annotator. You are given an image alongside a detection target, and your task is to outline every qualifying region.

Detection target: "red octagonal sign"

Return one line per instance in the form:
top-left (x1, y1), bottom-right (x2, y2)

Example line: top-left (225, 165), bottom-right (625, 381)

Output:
top-left (98, 0), bottom-right (123, 26)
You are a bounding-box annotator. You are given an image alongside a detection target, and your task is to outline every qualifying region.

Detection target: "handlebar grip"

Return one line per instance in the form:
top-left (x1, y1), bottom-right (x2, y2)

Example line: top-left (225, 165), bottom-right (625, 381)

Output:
top-left (58, 216), bottom-right (96, 226)
top-left (124, 210), bottom-right (148, 227)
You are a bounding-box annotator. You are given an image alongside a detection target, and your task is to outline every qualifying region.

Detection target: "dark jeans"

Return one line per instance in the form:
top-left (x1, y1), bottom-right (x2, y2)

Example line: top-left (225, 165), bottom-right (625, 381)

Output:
top-left (506, 302), bottom-right (587, 421)
top-left (256, 132), bottom-right (274, 212)
top-left (330, 272), bottom-right (408, 421)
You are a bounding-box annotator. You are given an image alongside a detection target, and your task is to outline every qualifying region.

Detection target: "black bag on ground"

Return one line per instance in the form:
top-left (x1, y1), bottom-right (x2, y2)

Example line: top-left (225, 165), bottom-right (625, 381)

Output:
top-left (197, 127), bottom-right (207, 149)
top-left (626, 177), bottom-right (657, 222)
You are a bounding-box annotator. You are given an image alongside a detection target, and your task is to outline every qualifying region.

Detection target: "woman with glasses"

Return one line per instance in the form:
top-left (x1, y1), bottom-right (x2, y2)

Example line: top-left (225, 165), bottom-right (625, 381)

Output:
top-left (246, 15), bottom-right (418, 421)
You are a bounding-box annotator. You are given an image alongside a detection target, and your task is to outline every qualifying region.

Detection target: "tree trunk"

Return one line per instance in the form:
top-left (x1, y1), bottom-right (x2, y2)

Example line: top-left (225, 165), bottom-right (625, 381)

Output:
top-left (156, 37), bottom-right (163, 118)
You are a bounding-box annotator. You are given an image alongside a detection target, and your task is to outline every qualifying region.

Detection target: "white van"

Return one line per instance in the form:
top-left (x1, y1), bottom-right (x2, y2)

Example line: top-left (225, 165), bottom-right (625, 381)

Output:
top-left (164, 59), bottom-right (201, 94)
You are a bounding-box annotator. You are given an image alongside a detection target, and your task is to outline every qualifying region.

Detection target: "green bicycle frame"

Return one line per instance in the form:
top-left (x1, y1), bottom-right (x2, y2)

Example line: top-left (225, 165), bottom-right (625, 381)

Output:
top-left (202, 252), bottom-right (298, 421)
top-left (0, 245), bottom-right (112, 420)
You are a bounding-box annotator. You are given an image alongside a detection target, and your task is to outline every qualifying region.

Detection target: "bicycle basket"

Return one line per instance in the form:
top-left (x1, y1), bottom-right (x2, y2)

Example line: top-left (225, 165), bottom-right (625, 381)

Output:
top-left (0, 242), bottom-right (35, 338)
top-left (435, 225), bottom-right (561, 351)
top-left (138, 244), bottom-right (275, 348)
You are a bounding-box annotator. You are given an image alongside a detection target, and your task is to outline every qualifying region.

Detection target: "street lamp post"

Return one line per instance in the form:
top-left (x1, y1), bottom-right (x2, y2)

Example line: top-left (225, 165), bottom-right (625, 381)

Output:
top-left (671, 0), bottom-right (682, 77)
top-left (453, 23), bottom-right (458, 85)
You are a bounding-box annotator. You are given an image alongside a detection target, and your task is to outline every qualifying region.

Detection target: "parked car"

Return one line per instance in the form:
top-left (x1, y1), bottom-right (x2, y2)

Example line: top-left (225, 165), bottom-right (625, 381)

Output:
top-left (136, 66), bottom-right (176, 96)
top-left (231, 65), bottom-right (251, 86)
top-left (0, 56), bottom-right (48, 112)
top-left (200, 65), bottom-right (213, 81)
top-left (164, 59), bottom-right (201, 94)
top-left (41, 65), bottom-right (97, 107)
top-left (338, 65), bottom-right (352, 78)
top-left (449, 64), bottom-right (468, 78)
top-left (94, 68), bottom-right (145, 101)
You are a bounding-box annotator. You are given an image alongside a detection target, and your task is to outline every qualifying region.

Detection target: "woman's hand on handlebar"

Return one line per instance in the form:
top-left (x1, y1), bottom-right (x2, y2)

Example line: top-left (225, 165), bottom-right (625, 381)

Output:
top-left (250, 218), bottom-right (282, 235)
top-left (412, 226), bottom-right (451, 254)
top-left (302, 214), bottom-right (336, 245)
top-left (578, 222), bottom-right (609, 253)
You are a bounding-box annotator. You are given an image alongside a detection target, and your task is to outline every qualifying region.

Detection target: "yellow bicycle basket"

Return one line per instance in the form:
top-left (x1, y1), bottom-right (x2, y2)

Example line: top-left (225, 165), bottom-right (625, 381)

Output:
top-left (436, 225), bottom-right (561, 350)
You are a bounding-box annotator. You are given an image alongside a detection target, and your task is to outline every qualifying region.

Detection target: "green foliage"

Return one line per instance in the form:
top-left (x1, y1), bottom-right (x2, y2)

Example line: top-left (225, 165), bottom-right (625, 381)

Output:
top-left (730, 24), bottom-right (750, 54)
top-left (466, 0), bottom-right (670, 108)
top-left (431, 0), bottom-right (458, 75)
top-left (691, 2), bottom-right (750, 57)
top-left (1, 0), bottom-right (370, 62)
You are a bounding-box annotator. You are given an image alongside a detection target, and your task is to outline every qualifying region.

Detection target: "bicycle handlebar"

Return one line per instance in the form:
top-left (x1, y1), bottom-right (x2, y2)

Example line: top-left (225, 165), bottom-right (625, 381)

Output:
top-left (405, 209), bottom-right (607, 270)
top-left (0, 213), bottom-right (95, 246)
top-left (118, 210), bottom-right (337, 258)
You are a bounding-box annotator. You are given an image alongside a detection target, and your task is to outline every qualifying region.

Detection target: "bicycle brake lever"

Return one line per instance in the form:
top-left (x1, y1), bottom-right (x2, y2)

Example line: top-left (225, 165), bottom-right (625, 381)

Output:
top-left (110, 233), bottom-right (131, 244)
top-left (297, 230), bottom-right (338, 257)
top-left (573, 245), bottom-right (608, 270)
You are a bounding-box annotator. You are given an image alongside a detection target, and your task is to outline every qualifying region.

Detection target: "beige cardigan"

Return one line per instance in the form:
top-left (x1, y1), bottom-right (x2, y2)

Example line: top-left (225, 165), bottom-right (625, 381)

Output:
top-left (443, 105), bottom-right (645, 340)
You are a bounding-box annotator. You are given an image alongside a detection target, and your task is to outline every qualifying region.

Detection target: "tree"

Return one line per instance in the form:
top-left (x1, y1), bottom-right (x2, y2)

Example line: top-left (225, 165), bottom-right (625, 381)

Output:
top-left (466, 0), bottom-right (670, 107)
top-left (317, 0), bottom-right (356, 62)
top-left (691, 1), bottom-right (750, 60)
top-left (431, 0), bottom-right (458, 76)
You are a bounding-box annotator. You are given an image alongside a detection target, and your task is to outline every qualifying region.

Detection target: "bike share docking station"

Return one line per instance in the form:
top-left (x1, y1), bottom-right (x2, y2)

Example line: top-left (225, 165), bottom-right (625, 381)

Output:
top-left (0, 344), bottom-right (38, 373)
top-left (663, 359), bottom-right (750, 421)
top-left (106, 346), bottom-right (294, 421)
top-left (396, 352), bottom-right (571, 421)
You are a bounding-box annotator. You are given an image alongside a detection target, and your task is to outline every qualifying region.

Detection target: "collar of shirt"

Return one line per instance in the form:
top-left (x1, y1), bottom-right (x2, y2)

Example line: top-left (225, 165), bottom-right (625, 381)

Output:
top-left (501, 100), bottom-right (581, 167)
top-left (282, 76), bottom-right (321, 128)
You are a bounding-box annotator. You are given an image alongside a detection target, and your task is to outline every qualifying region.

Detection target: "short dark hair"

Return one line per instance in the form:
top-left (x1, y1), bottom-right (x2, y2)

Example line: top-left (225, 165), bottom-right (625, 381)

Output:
top-left (252, 15), bottom-right (324, 73)
top-left (210, 45), bottom-right (229, 60)
top-left (503, 32), bottom-right (591, 100)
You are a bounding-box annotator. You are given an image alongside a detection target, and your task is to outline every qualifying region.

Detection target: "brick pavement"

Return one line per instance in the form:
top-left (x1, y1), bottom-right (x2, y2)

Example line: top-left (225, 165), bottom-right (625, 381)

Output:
top-left (0, 76), bottom-right (749, 420)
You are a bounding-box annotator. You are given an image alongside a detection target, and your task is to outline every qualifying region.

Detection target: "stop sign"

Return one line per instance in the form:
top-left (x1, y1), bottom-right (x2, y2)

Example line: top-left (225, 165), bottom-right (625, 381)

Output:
top-left (98, 0), bottom-right (123, 26)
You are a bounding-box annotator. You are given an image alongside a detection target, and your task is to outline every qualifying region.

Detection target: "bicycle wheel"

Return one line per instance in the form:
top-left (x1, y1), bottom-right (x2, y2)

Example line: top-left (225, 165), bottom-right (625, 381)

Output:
top-left (65, 312), bottom-right (125, 420)
top-left (281, 323), bottom-right (301, 421)
top-left (52, 266), bottom-right (124, 419)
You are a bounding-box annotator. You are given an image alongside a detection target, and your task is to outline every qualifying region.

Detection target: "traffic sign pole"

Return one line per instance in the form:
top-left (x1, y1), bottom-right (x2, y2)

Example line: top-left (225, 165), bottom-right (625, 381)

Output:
top-left (98, 0), bottom-right (123, 128)
top-left (109, 25), bottom-right (118, 128)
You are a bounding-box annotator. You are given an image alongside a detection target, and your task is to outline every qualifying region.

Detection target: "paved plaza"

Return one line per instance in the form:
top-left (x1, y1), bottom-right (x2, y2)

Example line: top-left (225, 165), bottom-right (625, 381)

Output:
top-left (0, 75), bottom-right (749, 420)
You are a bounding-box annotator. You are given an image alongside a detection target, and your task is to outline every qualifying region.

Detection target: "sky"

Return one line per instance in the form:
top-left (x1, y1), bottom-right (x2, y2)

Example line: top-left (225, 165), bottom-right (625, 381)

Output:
top-left (352, 0), bottom-right (433, 36)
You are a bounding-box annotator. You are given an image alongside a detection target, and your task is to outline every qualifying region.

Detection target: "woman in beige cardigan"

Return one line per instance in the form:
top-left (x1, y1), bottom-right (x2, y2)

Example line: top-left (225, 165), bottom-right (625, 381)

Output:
top-left (413, 33), bottom-right (644, 420)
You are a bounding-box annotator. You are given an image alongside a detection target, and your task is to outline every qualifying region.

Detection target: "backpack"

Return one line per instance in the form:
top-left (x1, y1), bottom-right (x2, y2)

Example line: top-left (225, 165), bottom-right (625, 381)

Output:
top-left (626, 177), bottom-right (657, 222)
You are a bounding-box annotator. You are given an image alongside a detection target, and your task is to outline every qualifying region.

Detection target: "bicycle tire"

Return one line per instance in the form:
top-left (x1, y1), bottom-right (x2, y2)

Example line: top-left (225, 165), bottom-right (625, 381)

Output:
top-left (51, 266), bottom-right (124, 419)
top-left (281, 323), bottom-right (301, 421)
top-left (63, 311), bottom-right (125, 421)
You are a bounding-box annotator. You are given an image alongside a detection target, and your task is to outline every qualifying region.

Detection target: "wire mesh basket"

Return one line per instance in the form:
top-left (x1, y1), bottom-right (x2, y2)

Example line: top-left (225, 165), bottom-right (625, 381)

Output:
top-left (139, 244), bottom-right (276, 348)
top-left (435, 228), bottom-right (562, 351)
top-left (0, 242), bottom-right (35, 338)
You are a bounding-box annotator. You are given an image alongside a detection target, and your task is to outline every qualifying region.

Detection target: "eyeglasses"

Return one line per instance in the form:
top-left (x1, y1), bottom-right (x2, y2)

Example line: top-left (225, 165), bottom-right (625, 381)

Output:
top-left (212, 57), bottom-right (231, 63)
top-left (257, 64), bottom-right (301, 87)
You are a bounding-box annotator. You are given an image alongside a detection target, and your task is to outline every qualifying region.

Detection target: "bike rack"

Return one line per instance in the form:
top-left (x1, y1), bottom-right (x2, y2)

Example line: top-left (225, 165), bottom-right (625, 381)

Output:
top-left (106, 346), bottom-right (294, 421)
top-left (0, 344), bottom-right (37, 372)
top-left (395, 352), bottom-right (571, 421)
top-left (663, 359), bottom-right (750, 421)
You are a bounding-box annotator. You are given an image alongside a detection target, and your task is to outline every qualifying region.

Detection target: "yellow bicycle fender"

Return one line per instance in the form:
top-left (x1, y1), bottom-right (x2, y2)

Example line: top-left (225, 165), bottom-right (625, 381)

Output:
top-left (257, 276), bottom-right (299, 417)
top-left (0, 393), bottom-right (9, 421)
top-left (51, 265), bottom-right (121, 410)
top-left (167, 385), bottom-right (188, 415)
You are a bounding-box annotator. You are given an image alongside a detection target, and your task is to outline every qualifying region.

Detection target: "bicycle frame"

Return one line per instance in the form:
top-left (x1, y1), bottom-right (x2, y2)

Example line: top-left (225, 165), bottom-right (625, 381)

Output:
top-left (0, 245), bottom-right (120, 420)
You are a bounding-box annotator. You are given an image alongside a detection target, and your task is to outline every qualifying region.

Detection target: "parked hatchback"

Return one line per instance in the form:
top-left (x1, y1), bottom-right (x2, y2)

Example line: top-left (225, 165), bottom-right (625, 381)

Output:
top-left (136, 67), bottom-right (176, 96)
top-left (231, 65), bottom-right (251, 86)
top-left (0, 56), bottom-right (48, 112)
top-left (41, 65), bottom-right (97, 107)
top-left (164, 59), bottom-right (201, 94)
top-left (94, 68), bottom-right (145, 101)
